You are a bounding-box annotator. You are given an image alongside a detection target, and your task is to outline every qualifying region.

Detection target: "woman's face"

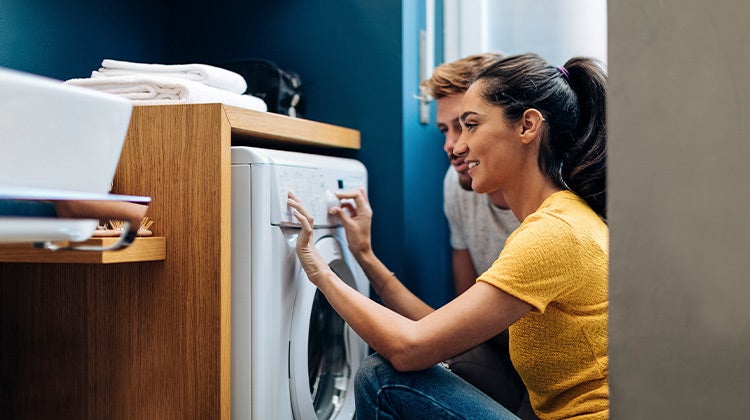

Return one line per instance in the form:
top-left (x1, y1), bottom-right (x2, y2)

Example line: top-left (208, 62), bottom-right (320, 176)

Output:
top-left (455, 81), bottom-right (524, 194)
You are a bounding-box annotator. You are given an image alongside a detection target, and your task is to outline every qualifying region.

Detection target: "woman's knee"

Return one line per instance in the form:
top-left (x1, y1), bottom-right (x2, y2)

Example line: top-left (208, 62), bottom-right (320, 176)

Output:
top-left (355, 353), bottom-right (387, 392)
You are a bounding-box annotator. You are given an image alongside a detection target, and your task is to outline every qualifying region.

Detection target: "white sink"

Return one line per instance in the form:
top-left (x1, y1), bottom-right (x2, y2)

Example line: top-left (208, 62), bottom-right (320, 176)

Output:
top-left (0, 66), bottom-right (133, 194)
top-left (0, 67), bottom-right (135, 244)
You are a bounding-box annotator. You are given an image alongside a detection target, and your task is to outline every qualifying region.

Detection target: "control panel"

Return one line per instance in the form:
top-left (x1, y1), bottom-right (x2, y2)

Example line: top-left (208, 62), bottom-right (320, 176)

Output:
top-left (270, 164), bottom-right (366, 227)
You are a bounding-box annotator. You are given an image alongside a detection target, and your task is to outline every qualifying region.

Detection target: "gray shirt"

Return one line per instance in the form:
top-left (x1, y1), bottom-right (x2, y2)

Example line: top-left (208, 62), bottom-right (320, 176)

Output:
top-left (443, 166), bottom-right (521, 274)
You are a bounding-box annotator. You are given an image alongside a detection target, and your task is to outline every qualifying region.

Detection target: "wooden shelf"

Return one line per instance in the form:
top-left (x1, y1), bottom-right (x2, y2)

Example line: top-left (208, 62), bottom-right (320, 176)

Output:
top-left (0, 236), bottom-right (166, 264)
top-left (223, 105), bottom-right (360, 149)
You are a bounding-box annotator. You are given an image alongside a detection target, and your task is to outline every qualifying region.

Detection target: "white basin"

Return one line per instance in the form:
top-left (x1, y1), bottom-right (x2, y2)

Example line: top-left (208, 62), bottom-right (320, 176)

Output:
top-left (0, 66), bottom-right (133, 193)
top-left (0, 67), bottom-right (135, 243)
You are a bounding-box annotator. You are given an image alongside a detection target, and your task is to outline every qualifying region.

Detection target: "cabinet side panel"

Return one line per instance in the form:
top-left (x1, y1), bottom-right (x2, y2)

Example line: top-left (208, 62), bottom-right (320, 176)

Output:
top-left (107, 104), bottom-right (229, 419)
top-left (0, 104), bottom-right (230, 419)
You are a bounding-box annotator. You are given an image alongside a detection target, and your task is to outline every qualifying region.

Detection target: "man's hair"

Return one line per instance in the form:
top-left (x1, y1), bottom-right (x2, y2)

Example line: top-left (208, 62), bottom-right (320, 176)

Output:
top-left (420, 52), bottom-right (504, 99)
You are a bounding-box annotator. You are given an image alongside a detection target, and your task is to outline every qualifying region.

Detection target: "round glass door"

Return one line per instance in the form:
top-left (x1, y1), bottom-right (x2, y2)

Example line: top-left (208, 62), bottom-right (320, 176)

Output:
top-left (289, 236), bottom-right (363, 420)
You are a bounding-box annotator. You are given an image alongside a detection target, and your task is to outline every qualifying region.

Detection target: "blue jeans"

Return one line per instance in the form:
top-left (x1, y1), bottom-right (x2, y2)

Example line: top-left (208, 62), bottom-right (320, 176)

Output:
top-left (354, 353), bottom-right (520, 420)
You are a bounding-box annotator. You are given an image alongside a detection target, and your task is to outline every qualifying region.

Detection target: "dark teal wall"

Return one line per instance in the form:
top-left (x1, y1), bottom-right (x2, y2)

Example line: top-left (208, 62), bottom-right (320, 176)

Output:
top-left (0, 0), bottom-right (452, 308)
top-left (0, 0), bottom-right (172, 80)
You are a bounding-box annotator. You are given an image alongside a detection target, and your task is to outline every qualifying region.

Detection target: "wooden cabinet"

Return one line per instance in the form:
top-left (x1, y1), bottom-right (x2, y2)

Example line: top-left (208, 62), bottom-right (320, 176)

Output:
top-left (0, 104), bottom-right (359, 419)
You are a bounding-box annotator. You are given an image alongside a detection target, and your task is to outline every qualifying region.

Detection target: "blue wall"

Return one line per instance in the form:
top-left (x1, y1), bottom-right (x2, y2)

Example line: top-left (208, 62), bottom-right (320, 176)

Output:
top-left (0, 0), bottom-right (452, 307)
top-left (0, 0), bottom-right (173, 81)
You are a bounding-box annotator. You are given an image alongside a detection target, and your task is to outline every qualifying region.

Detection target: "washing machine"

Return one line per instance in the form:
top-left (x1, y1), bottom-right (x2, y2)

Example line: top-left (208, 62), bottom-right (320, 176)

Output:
top-left (231, 146), bottom-right (369, 420)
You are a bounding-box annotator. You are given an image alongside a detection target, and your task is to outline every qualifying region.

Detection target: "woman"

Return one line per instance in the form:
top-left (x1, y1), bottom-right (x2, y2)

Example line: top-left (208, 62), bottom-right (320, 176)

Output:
top-left (288, 53), bottom-right (608, 419)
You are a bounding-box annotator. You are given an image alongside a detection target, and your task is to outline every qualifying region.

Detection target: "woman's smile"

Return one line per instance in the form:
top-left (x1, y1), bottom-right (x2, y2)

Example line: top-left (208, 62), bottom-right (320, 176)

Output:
top-left (467, 160), bottom-right (480, 178)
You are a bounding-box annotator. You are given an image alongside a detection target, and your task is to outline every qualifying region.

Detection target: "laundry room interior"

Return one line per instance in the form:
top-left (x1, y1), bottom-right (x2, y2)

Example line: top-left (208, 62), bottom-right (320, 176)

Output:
top-left (2, 1), bottom-right (750, 419)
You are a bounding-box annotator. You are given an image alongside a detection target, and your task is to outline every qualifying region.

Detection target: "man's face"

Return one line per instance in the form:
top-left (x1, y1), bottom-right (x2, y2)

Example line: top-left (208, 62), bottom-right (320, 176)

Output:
top-left (436, 93), bottom-right (473, 191)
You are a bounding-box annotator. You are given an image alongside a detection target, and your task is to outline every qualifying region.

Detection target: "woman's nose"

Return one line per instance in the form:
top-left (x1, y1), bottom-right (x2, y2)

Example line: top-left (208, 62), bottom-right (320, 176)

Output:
top-left (452, 135), bottom-right (468, 157)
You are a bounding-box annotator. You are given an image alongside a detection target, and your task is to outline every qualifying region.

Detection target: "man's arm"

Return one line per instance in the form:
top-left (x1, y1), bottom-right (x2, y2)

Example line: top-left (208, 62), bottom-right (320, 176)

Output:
top-left (452, 248), bottom-right (478, 295)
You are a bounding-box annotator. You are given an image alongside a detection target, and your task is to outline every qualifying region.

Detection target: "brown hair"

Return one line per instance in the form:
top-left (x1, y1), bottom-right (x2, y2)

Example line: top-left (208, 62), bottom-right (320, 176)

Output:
top-left (420, 52), bottom-right (504, 99)
top-left (474, 53), bottom-right (608, 219)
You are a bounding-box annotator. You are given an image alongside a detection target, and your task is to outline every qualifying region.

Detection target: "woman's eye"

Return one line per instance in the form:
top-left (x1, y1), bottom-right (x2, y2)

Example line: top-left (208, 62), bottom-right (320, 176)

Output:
top-left (464, 123), bottom-right (477, 131)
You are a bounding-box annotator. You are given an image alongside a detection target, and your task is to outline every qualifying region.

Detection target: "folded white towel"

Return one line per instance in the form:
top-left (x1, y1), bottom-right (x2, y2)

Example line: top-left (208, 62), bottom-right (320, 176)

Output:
top-left (64, 75), bottom-right (267, 112)
top-left (94, 59), bottom-right (247, 94)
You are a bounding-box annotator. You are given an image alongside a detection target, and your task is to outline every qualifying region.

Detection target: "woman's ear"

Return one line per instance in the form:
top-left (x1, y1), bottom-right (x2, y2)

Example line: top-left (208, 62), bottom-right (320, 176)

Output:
top-left (518, 108), bottom-right (545, 144)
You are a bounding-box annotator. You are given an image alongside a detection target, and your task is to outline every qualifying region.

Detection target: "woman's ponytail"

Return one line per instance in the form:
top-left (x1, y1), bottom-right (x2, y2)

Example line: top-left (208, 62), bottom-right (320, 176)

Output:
top-left (560, 58), bottom-right (607, 219)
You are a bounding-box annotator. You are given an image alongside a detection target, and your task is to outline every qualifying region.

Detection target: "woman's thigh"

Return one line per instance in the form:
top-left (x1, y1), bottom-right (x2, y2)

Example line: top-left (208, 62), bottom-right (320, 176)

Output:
top-left (354, 353), bottom-right (519, 420)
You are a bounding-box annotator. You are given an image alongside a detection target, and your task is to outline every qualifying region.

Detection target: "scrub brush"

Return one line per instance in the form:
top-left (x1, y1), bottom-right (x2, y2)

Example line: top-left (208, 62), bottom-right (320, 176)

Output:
top-left (93, 216), bottom-right (154, 237)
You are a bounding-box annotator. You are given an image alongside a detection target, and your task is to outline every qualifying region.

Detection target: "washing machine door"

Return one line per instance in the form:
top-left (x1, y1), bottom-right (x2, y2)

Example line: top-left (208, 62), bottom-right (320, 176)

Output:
top-left (289, 235), bottom-right (366, 420)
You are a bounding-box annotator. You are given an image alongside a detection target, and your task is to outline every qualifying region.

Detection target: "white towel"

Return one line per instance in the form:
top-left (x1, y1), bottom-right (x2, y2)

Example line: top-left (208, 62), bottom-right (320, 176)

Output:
top-left (64, 75), bottom-right (267, 112)
top-left (94, 59), bottom-right (248, 94)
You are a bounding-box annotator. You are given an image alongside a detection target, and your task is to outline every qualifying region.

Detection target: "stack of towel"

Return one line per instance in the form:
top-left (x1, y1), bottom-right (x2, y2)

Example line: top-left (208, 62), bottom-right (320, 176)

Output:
top-left (65, 59), bottom-right (267, 112)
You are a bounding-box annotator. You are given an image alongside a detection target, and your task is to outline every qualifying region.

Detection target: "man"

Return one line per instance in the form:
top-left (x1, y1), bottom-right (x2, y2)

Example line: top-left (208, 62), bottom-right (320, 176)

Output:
top-left (420, 53), bottom-right (536, 419)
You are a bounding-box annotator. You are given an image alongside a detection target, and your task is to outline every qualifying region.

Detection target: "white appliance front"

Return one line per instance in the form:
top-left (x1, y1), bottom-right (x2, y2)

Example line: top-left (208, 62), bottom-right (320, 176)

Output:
top-left (231, 147), bottom-right (369, 420)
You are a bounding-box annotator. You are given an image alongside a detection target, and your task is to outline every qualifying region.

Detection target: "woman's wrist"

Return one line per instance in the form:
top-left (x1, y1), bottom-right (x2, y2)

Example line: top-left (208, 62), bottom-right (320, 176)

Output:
top-left (353, 251), bottom-right (395, 294)
top-left (375, 271), bottom-right (396, 296)
top-left (310, 267), bottom-right (337, 288)
top-left (352, 246), bottom-right (377, 270)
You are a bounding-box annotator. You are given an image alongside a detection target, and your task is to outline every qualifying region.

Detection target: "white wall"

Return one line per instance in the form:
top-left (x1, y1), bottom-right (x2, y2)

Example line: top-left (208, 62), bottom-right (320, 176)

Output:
top-left (444, 0), bottom-right (607, 65)
top-left (609, 0), bottom-right (750, 417)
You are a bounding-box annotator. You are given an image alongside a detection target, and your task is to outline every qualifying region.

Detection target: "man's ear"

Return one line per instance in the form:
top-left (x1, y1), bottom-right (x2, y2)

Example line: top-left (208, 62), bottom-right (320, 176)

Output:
top-left (519, 108), bottom-right (545, 144)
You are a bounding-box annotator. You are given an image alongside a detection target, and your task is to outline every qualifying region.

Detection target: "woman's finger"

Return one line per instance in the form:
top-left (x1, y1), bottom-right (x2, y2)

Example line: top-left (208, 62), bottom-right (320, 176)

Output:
top-left (330, 206), bottom-right (355, 230)
top-left (339, 202), bottom-right (357, 218)
top-left (291, 208), bottom-right (311, 229)
top-left (292, 209), bottom-right (313, 240)
top-left (335, 187), bottom-right (370, 210)
top-left (288, 192), bottom-right (315, 218)
top-left (288, 192), bottom-right (315, 245)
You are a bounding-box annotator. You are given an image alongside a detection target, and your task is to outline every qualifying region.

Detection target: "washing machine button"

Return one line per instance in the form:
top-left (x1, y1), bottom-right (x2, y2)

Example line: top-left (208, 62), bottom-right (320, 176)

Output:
top-left (324, 189), bottom-right (340, 211)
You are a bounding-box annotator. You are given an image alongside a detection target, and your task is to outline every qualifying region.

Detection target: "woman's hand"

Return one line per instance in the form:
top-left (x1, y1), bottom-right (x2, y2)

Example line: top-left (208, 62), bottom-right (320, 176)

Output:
top-left (287, 191), bottom-right (333, 286)
top-left (329, 188), bottom-right (374, 257)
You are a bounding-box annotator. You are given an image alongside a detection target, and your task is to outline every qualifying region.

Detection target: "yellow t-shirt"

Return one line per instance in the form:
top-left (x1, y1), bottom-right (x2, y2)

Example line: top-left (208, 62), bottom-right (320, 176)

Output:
top-left (477, 191), bottom-right (609, 420)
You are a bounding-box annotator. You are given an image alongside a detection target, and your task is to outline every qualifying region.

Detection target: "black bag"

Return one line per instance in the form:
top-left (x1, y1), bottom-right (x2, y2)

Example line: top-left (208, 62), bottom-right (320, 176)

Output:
top-left (218, 59), bottom-right (304, 117)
